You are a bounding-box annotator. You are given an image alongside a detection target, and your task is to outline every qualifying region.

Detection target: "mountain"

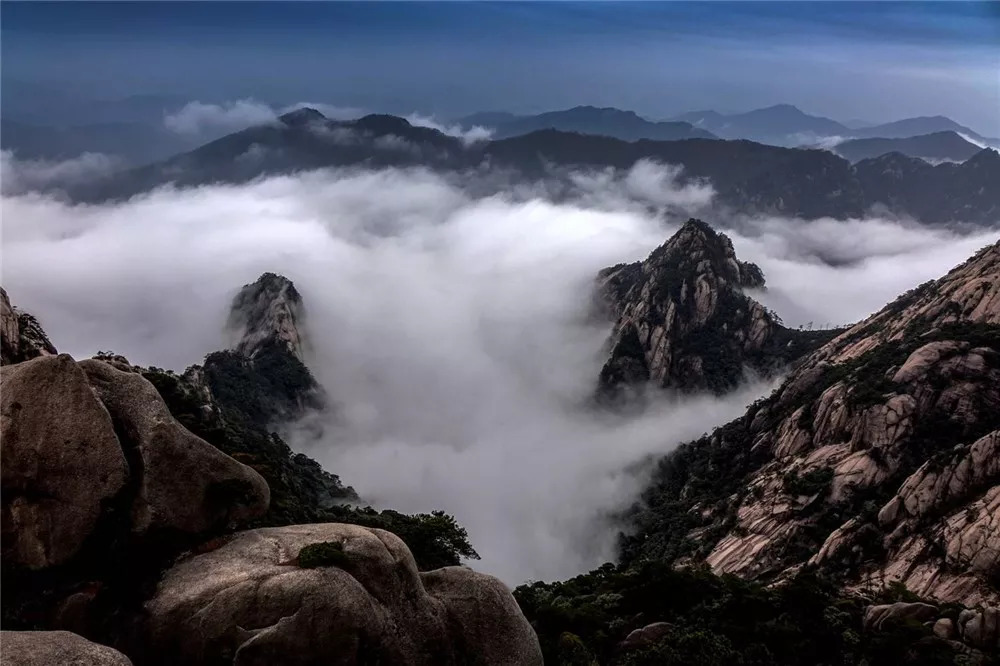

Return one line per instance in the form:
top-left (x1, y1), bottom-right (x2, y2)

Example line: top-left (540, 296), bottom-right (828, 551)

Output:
top-left (65, 108), bottom-right (1000, 225)
top-left (852, 115), bottom-right (997, 144)
top-left (1, 279), bottom-right (538, 665)
top-left (623, 237), bottom-right (1000, 607)
top-left (514, 235), bottom-right (1000, 666)
top-left (833, 131), bottom-right (982, 163)
top-left (482, 106), bottom-right (718, 141)
top-left (594, 219), bottom-right (837, 399)
top-left (671, 104), bottom-right (849, 145)
top-left (854, 148), bottom-right (1000, 224)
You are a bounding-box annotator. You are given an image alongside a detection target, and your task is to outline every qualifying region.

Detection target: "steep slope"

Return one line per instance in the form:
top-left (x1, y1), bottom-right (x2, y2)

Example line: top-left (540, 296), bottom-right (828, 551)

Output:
top-left (1, 287), bottom-right (56, 365)
top-left (595, 219), bottom-right (835, 398)
top-left (833, 131), bottom-right (982, 164)
top-left (623, 239), bottom-right (1000, 607)
top-left (488, 106), bottom-right (718, 141)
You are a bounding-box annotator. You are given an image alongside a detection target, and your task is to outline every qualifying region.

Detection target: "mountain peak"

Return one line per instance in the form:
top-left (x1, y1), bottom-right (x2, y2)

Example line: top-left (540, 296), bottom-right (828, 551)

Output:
top-left (278, 107), bottom-right (326, 127)
top-left (227, 273), bottom-right (306, 361)
top-left (594, 219), bottom-right (819, 397)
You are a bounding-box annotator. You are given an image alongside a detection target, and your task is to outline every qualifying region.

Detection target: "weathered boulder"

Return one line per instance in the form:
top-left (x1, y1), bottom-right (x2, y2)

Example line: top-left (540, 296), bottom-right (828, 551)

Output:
top-left (143, 523), bottom-right (542, 666)
top-left (618, 622), bottom-right (674, 653)
top-left (77, 359), bottom-right (269, 536)
top-left (958, 606), bottom-right (1000, 651)
top-left (863, 602), bottom-right (939, 632)
top-left (933, 617), bottom-right (957, 640)
top-left (0, 630), bottom-right (132, 666)
top-left (1, 355), bottom-right (129, 569)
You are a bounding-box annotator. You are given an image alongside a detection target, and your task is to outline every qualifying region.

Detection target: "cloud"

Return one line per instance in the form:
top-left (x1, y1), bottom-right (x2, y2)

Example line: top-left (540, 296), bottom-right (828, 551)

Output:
top-left (163, 99), bottom-right (362, 135)
top-left (2, 164), bottom-right (995, 584)
top-left (0, 150), bottom-right (122, 196)
top-left (405, 113), bottom-right (494, 145)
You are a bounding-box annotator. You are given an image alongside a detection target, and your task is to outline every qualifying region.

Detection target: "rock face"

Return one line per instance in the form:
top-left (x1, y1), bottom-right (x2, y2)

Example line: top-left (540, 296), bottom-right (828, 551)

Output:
top-left (78, 359), bottom-right (270, 536)
top-left (228, 273), bottom-right (307, 361)
top-left (142, 523), bottom-right (542, 666)
top-left (595, 219), bottom-right (834, 397)
top-left (1, 355), bottom-right (129, 569)
top-left (0, 354), bottom-right (269, 573)
top-left (0, 288), bottom-right (56, 366)
top-left (0, 631), bottom-right (133, 666)
top-left (624, 240), bottom-right (1000, 606)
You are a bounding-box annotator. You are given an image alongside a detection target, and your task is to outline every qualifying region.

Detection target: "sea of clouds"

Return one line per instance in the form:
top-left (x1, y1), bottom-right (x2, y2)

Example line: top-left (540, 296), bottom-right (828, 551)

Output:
top-left (2, 158), bottom-right (996, 583)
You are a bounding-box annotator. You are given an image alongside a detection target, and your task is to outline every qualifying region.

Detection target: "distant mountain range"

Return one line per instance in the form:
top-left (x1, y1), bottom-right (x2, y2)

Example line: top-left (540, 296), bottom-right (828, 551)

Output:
top-left (460, 106), bottom-right (718, 142)
top-left (57, 108), bottom-right (1000, 226)
top-left (832, 131), bottom-right (983, 164)
top-left (668, 104), bottom-right (998, 147)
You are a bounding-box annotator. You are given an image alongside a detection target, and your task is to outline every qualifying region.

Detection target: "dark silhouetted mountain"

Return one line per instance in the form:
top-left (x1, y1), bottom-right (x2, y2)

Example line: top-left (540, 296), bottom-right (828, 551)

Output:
top-left (833, 131), bottom-right (982, 163)
top-left (854, 148), bottom-right (1000, 224)
top-left (671, 104), bottom-right (849, 145)
top-left (70, 109), bottom-right (1000, 225)
top-left (481, 106), bottom-right (718, 141)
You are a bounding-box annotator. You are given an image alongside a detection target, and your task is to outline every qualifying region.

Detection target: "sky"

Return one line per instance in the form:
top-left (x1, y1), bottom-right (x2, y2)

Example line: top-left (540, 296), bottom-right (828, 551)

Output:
top-left (2, 1), bottom-right (999, 135)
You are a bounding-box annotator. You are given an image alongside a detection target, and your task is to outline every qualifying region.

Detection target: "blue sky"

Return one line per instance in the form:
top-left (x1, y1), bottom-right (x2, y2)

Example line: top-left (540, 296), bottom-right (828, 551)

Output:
top-left (3, 1), bottom-right (999, 134)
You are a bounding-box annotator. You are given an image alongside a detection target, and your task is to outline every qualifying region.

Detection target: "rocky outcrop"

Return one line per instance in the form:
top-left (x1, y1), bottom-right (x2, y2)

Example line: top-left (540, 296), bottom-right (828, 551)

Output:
top-left (1, 355), bottom-right (129, 569)
top-left (1, 353), bottom-right (268, 571)
top-left (0, 288), bottom-right (56, 366)
top-left (624, 240), bottom-right (1000, 606)
top-left (228, 273), bottom-right (307, 361)
top-left (142, 523), bottom-right (542, 666)
top-left (862, 602), bottom-right (999, 655)
top-left (78, 359), bottom-right (270, 536)
top-left (595, 219), bottom-right (833, 397)
top-left (0, 631), bottom-right (133, 666)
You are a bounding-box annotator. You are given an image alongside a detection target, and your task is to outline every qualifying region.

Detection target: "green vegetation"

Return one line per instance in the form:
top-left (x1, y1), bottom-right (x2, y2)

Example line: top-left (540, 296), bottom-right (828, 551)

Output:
top-left (298, 541), bottom-right (350, 569)
top-left (782, 467), bottom-right (834, 498)
top-left (515, 563), bottom-right (983, 666)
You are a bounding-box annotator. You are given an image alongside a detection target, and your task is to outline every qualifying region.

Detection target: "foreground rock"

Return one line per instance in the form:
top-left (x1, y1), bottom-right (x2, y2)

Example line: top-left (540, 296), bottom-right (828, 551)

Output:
top-left (595, 219), bottom-right (834, 397)
top-left (0, 631), bottom-right (133, 666)
top-left (1, 355), bottom-right (129, 569)
top-left (143, 523), bottom-right (543, 666)
top-left (624, 240), bottom-right (1000, 605)
top-left (78, 359), bottom-right (270, 535)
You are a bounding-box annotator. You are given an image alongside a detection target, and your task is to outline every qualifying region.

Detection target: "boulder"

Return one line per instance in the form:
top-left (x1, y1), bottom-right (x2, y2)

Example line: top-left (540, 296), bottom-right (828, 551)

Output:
top-left (933, 617), bottom-right (957, 640)
top-left (958, 606), bottom-right (1000, 651)
top-left (78, 359), bottom-right (269, 535)
top-left (1, 355), bottom-right (129, 569)
top-left (0, 631), bottom-right (132, 666)
top-left (142, 523), bottom-right (542, 666)
top-left (863, 602), bottom-right (939, 632)
top-left (619, 622), bottom-right (674, 652)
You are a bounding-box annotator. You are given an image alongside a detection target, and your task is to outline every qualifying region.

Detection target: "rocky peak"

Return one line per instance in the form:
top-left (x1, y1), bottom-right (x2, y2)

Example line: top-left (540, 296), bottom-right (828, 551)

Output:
top-left (227, 272), bottom-right (307, 361)
top-left (1, 287), bottom-right (57, 365)
top-left (278, 107), bottom-right (326, 127)
top-left (595, 219), bottom-right (823, 398)
top-left (624, 239), bottom-right (1000, 607)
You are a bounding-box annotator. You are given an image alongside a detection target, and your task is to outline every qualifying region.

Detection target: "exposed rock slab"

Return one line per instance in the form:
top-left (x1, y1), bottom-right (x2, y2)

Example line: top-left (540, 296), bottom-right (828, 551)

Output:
top-left (78, 359), bottom-right (269, 536)
top-left (0, 631), bottom-right (133, 666)
top-left (1, 355), bottom-right (129, 569)
top-left (143, 523), bottom-right (542, 666)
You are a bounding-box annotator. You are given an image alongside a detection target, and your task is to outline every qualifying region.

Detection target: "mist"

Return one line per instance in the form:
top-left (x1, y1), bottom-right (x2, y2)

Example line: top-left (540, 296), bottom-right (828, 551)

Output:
top-left (2, 160), bottom-right (997, 583)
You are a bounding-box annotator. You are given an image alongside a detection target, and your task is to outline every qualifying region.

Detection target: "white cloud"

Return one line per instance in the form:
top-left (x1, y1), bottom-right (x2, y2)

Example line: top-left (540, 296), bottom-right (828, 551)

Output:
top-left (163, 99), bottom-right (362, 135)
top-left (2, 164), bottom-right (995, 585)
top-left (405, 113), bottom-right (494, 146)
top-left (0, 150), bottom-right (122, 195)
